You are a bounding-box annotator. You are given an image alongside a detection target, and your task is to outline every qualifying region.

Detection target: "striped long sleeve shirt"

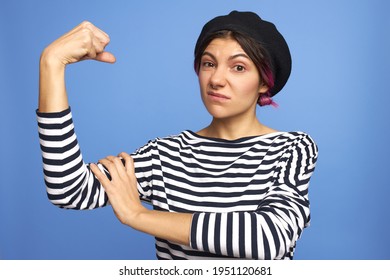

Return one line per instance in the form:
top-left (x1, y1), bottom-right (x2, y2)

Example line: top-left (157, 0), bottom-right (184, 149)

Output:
top-left (37, 107), bottom-right (318, 260)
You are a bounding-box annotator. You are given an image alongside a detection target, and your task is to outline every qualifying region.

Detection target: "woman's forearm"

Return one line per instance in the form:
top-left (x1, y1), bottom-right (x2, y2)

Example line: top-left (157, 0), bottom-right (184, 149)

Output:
top-left (38, 53), bottom-right (69, 113)
top-left (133, 210), bottom-right (192, 246)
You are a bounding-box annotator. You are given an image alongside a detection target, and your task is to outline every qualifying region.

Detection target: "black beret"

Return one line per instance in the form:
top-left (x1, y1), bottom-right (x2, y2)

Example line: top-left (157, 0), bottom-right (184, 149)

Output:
top-left (195, 11), bottom-right (292, 96)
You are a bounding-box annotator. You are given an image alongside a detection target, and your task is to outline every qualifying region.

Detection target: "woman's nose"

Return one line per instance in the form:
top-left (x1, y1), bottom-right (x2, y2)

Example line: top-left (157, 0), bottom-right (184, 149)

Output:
top-left (209, 67), bottom-right (227, 89)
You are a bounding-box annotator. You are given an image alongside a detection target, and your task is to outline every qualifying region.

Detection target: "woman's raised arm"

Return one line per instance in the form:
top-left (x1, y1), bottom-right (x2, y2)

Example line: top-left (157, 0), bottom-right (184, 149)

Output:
top-left (37, 22), bottom-right (117, 210)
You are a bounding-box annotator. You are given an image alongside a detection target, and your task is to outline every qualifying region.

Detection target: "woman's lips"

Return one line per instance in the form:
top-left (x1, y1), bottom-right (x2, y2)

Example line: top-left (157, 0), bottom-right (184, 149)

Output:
top-left (207, 91), bottom-right (231, 101)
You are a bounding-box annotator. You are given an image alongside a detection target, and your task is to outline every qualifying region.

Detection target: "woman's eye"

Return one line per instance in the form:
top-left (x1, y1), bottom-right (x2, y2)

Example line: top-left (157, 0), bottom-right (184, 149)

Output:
top-left (202, 61), bottom-right (215, 68)
top-left (234, 65), bottom-right (245, 72)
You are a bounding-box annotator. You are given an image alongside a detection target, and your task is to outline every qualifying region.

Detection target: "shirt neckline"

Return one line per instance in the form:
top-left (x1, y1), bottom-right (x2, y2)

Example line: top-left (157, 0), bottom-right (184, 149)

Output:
top-left (184, 130), bottom-right (284, 143)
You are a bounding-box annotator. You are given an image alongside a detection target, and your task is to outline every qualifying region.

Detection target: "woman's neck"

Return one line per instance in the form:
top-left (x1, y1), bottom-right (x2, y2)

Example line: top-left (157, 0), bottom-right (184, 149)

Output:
top-left (197, 115), bottom-right (277, 141)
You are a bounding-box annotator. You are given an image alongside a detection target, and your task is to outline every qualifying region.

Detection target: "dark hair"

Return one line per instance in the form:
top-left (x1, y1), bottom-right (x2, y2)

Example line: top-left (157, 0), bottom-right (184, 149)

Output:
top-left (194, 30), bottom-right (276, 107)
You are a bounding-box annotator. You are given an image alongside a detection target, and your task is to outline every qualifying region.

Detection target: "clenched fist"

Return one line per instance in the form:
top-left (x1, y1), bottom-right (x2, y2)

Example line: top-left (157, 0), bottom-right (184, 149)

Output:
top-left (41, 21), bottom-right (116, 67)
top-left (38, 21), bottom-right (116, 112)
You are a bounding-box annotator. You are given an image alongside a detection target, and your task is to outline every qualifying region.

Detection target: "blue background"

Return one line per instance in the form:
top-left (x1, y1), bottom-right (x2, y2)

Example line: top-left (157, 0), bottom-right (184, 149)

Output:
top-left (0, 0), bottom-right (389, 260)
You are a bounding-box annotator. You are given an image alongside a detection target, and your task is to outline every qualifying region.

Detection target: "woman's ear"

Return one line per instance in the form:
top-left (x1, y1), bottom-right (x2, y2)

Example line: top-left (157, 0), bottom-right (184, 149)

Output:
top-left (258, 84), bottom-right (269, 95)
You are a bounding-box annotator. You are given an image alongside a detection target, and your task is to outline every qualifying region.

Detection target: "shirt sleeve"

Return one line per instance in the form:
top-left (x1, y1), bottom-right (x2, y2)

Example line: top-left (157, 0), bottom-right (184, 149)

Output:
top-left (189, 133), bottom-right (318, 259)
top-left (36, 107), bottom-right (153, 209)
top-left (131, 140), bottom-right (161, 205)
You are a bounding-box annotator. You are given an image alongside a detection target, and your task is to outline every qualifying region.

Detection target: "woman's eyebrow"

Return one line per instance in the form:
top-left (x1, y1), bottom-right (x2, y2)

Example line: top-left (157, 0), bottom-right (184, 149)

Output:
top-left (201, 51), bottom-right (216, 60)
top-left (229, 53), bottom-right (250, 60)
top-left (201, 51), bottom-right (250, 61)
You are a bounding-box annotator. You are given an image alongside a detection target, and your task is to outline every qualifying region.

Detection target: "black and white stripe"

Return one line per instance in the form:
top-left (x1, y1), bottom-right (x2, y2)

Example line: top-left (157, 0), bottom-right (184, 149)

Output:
top-left (37, 107), bottom-right (318, 260)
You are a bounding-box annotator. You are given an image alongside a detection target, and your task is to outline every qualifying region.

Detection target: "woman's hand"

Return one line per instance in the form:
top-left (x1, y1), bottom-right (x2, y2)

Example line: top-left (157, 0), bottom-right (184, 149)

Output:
top-left (90, 152), bottom-right (192, 245)
top-left (38, 21), bottom-right (115, 112)
top-left (90, 152), bottom-right (146, 226)
top-left (41, 21), bottom-right (116, 68)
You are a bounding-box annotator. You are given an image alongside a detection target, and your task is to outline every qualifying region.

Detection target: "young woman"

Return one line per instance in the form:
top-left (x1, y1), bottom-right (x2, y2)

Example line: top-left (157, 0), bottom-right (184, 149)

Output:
top-left (37, 11), bottom-right (318, 259)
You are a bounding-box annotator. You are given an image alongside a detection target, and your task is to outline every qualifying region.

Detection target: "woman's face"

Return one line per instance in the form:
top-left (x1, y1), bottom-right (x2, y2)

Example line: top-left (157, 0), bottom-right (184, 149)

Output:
top-left (198, 37), bottom-right (268, 120)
